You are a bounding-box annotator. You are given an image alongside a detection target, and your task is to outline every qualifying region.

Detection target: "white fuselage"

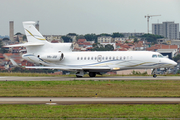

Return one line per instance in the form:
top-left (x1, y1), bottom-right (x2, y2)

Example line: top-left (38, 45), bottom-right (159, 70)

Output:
top-left (22, 48), bottom-right (177, 72)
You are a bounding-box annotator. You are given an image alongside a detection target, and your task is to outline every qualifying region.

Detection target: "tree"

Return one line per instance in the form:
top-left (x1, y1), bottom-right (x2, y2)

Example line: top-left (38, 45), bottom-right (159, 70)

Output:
top-left (98, 33), bottom-right (111, 37)
top-left (140, 34), bottom-right (163, 44)
top-left (105, 44), bottom-right (114, 51)
top-left (173, 54), bottom-right (180, 62)
top-left (23, 35), bottom-right (27, 41)
top-left (67, 33), bottom-right (77, 36)
top-left (76, 35), bottom-right (85, 41)
top-left (125, 40), bottom-right (129, 43)
top-left (112, 32), bottom-right (124, 38)
top-left (61, 36), bottom-right (72, 43)
top-left (0, 40), bottom-right (7, 53)
top-left (16, 36), bottom-right (19, 43)
top-left (91, 43), bottom-right (114, 51)
top-left (84, 34), bottom-right (97, 42)
top-left (2, 38), bottom-right (9, 41)
top-left (15, 32), bottom-right (22, 35)
top-left (133, 38), bottom-right (138, 43)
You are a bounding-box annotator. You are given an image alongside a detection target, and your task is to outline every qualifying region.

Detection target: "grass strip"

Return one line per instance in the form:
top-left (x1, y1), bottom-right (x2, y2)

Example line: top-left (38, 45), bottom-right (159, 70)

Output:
top-left (0, 80), bottom-right (180, 97)
top-left (0, 104), bottom-right (179, 119)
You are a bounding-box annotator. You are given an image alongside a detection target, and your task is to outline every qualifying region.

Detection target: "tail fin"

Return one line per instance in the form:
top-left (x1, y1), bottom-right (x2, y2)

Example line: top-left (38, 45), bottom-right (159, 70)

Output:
top-left (23, 21), bottom-right (46, 43)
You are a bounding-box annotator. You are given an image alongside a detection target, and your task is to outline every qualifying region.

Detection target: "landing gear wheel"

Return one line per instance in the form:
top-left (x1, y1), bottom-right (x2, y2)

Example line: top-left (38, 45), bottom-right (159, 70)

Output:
top-left (89, 72), bottom-right (96, 77)
top-left (153, 74), bottom-right (157, 78)
top-left (76, 75), bottom-right (82, 78)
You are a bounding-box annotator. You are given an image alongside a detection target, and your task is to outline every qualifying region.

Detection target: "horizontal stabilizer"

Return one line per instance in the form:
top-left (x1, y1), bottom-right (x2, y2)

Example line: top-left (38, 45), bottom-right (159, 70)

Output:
top-left (4, 42), bottom-right (44, 47)
top-left (10, 59), bottom-right (19, 67)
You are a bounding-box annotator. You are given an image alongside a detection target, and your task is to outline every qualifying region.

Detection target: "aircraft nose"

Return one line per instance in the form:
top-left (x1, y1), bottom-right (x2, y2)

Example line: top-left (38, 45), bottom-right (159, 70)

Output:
top-left (172, 61), bottom-right (177, 66)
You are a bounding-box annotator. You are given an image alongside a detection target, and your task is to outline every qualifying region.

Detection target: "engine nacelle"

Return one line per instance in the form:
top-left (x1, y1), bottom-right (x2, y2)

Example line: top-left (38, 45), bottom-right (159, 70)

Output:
top-left (39, 53), bottom-right (64, 62)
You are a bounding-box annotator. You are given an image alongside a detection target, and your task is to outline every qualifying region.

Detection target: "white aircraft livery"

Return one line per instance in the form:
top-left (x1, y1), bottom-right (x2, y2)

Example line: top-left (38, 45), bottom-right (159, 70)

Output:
top-left (5, 21), bottom-right (177, 78)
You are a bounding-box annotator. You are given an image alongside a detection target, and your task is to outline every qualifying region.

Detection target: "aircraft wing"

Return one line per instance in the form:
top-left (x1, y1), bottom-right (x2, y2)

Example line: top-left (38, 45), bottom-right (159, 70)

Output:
top-left (25, 66), bottom-right (111, 71)
top-left (4, 42), bottom-right (44, 47)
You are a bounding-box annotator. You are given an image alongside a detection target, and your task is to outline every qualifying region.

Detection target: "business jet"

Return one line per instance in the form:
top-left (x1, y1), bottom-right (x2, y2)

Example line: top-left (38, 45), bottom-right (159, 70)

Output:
top-left (5, 21), bottom-right (177, 78)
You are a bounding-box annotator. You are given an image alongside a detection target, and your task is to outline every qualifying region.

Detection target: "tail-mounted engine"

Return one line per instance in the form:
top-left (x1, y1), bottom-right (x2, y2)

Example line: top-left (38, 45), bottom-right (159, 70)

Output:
top-left (39, 53), bottom-right (64, 62)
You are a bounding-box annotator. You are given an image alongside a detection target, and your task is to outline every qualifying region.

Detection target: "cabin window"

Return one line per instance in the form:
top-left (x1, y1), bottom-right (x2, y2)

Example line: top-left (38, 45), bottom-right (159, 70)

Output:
top-left (109, 57), bottom-right (111, 60)
top-left (113, 57), bottom-right (115, 60)
top-left (106, 57), bottom-right (108, 60)
top-left (102, 57), bottom-right (104, 60)
top-left (84, 57), bottom-right (86, 60)
top-left (81, 57), bottom-right (83, 60)
top-left (95, 57), bottom-right (97, 60)
top-left (124, 56), bottom-right (126, 60)
top-left (77, 57), bottom-right (79, 60)
top-left (120, 56), bottom-right (122, 60)
top-left (116, 56), bottom-right (118, 60)
top-left (91, 57), bottom-right (93, 60)
top-left (88, 57), bottom-right (90, 60)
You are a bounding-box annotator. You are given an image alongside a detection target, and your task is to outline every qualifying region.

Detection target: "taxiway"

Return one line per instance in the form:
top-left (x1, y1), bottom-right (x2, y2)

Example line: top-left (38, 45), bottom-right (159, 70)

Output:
top-left (0, 97), bottom-right (180, 104)
top-left (0, 76), bottom-right (180, 81)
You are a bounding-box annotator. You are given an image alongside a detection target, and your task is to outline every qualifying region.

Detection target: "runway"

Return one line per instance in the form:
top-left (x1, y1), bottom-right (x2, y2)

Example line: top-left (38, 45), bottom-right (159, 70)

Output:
top-left (0, 97), bottom-right (180, 104)
top-left (0, 76), bottom-right (180, 81)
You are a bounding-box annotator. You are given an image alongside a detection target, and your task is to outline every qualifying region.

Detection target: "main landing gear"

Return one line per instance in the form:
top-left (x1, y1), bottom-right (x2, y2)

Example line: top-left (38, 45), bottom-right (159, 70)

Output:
top-left (152, 68), bottom-right (157, 78)
top-left (76, 71), bottom-right (84, 78)
top-left (89, 72), bottom-right (96, 77)
top-left (75, 71), bottom-right (99, 78)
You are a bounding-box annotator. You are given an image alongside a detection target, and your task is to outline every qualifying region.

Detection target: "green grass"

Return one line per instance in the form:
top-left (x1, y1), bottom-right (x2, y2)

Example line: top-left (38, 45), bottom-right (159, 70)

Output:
top-left (1, 80), bottom-right (180, 97)
top-left (0, 104), bottom-right (179, 119)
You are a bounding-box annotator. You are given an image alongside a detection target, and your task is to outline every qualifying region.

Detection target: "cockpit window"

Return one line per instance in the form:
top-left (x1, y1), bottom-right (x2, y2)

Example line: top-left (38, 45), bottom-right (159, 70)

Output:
top-left (152, 54), bottom-right (157, 58)
top-left (158, 54), bottom-right (163, 58)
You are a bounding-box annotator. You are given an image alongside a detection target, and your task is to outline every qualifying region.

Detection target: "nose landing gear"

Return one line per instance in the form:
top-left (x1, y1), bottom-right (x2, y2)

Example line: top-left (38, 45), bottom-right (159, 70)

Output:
top-left (153, 74), bottom-right (157, 78)
top-left (152, 68), bottom-right (157, 78)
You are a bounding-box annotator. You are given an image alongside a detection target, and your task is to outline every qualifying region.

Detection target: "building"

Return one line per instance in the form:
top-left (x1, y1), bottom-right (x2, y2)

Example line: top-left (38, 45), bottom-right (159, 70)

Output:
top-left (152, 21), bottom-right (179, 39)
top-left (43, 35), bottom-right (62, 42)
top-left (146, 44), bottom-right (178, 59)
top-left (9, 21), bottom-right (14, 41)
top-left (97, 36), bottom-right (112, 43)
top-left (157, 49), bottom-right (178, 59)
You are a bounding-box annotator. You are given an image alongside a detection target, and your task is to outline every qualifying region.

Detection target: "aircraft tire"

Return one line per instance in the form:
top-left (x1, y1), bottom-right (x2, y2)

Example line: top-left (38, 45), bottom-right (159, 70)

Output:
top-left (89, 72), bottom-right (96, 77)
top-left (76, 75), bottom-right (82, 78)
top-left (153, 74), bottom-right (157, 78)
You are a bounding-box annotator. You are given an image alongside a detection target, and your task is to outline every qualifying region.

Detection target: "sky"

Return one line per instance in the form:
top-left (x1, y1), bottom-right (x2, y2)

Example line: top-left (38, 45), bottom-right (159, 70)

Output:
top-left (0, 0), bottom-right (180, 36)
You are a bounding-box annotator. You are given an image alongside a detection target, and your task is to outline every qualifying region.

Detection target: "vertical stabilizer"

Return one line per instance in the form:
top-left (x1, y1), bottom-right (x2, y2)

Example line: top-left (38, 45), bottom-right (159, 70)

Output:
top-left (23, 21), bottom-right (46, 43)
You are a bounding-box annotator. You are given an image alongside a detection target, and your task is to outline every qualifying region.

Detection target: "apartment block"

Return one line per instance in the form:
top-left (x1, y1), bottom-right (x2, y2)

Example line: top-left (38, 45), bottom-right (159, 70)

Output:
top-left (97, 36), bottom-right (112, 43)
top-left (152, 21), bottom-right (179, 39)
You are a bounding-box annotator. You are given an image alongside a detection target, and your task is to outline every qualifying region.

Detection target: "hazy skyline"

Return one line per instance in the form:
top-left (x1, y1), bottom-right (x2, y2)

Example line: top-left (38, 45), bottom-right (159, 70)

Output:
top-left (0, 0), bottom-right (180, 36)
